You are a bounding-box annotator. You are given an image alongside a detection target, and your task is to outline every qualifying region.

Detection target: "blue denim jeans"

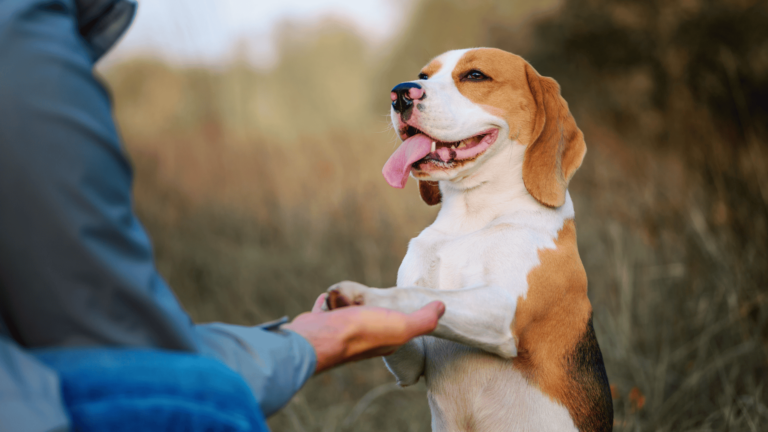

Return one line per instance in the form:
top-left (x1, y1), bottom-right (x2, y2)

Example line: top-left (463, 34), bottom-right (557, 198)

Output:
top-left (33, 349), bottom-right (269, 432)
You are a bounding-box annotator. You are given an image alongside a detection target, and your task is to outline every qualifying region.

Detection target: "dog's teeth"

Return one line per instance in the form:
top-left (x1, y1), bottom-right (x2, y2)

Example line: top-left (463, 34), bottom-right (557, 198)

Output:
top-left (457, 140), bottom-right (467, 149)
top-left (431, 142), bottom-right (436, 152)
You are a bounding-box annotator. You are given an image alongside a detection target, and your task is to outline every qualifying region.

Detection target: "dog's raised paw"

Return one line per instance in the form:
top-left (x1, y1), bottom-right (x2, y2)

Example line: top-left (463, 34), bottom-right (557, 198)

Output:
top-left (325, 281), bottom-right (368, 310)
top-left (326, 289), bottom-right (352, 310)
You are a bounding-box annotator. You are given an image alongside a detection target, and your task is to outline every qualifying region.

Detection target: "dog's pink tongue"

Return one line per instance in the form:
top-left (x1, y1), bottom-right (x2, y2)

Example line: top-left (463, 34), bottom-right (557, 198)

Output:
top-left (382, 134), bottom-right (433, 188)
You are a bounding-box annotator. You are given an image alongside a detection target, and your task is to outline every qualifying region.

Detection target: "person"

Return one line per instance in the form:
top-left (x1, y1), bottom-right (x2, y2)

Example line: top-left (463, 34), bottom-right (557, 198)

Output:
top-left (0, 1), bottom-right (445, 431)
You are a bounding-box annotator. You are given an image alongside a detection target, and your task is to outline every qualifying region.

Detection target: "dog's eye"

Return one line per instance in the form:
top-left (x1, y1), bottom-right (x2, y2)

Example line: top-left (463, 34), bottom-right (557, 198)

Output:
top-left (463, 70), bottom-right (489, 82)
top-left (418, 73), bottom-right (429, 80)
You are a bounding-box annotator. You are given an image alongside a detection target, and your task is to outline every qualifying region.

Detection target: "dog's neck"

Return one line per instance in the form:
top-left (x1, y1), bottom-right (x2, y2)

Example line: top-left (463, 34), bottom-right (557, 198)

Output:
top-left (432, 139), bottom-right (545, 233)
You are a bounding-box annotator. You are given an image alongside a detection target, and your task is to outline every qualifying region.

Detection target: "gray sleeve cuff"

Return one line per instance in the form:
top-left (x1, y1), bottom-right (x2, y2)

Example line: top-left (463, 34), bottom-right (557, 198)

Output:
top-left (194, 322), bottom-right (317, 417)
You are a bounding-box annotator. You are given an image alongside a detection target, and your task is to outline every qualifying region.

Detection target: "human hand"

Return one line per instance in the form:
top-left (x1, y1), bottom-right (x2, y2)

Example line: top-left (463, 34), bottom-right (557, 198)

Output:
top-left (283, 293), bottom-right (445, 373)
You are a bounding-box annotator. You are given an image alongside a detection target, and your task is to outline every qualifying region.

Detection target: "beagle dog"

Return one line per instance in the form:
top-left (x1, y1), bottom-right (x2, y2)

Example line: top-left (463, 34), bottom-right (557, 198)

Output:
top-left (326, 48), bottom-right (613, 432)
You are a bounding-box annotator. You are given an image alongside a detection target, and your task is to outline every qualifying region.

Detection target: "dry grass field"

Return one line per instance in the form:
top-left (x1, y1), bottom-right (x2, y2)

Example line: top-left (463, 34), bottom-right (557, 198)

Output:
top-left (105, 0), bottom-right (767, 430)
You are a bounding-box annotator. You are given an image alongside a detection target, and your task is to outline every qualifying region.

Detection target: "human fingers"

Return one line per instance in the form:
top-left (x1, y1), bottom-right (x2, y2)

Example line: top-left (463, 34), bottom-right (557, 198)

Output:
top-left (340, 302), bottom-right (445, 362)
top-left (401, 301), bottom-right (445, 339)
top-left (312, 293), bottom-right (328, 313)
top-left (346, 302), bottom-right (445, 350)
top-left (345, 345), bottom-right (399, 363)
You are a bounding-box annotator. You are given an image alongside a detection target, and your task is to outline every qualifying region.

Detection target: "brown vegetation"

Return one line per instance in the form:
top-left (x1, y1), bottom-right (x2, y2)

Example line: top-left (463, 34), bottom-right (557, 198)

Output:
top-left (106, 0), bottom-right (767, 430)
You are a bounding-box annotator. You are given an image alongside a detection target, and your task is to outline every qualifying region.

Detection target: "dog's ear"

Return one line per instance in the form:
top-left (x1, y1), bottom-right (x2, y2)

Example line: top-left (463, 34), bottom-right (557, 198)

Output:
top-left (522, 64), bottom-right (586, 208)
top-left (419, 180), bottom-right (442, 205)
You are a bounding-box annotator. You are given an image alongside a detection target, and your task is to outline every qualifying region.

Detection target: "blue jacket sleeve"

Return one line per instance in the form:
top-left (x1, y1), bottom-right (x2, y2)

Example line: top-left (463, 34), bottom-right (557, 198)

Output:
top-left (196, 323), bottom-right (317, 417)
top-left (0, 0), bottom-right (316, 422)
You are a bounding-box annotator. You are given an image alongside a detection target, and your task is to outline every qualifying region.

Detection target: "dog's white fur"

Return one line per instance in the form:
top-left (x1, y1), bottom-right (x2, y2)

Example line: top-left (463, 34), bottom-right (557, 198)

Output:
top-left (329, 49), bottom-right (580, 431)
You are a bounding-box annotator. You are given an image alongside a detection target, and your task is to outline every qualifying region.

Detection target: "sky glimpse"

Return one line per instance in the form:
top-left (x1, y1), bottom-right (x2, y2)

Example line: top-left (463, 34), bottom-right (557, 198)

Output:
top-left (102, 0), bottom-right (405, 68)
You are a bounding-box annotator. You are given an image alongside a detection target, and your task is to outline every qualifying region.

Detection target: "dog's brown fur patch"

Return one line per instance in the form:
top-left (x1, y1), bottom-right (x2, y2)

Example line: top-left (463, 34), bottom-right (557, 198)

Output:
top-left (420, 59), bottom-right (443, 79)
top-left (522, 65), bottom-right (586, 208)
top-left (512, 219), bottom-right (612, 431)
top-left (449, 48), bottom-right (586, 208)
top-left (451, 48), bottom-right (537, 147)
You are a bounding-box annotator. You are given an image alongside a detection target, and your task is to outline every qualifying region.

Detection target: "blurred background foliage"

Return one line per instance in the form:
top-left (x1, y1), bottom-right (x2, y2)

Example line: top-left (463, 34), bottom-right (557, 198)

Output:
top-left (103, 0), bottom-right (767, 430)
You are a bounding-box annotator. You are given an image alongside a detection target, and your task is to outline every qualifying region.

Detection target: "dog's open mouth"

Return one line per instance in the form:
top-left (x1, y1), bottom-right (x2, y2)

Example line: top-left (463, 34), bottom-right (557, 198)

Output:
top-left (381, 126), bottom-right (499, 188)
top-left (403, 126), bottom-right (499, 168)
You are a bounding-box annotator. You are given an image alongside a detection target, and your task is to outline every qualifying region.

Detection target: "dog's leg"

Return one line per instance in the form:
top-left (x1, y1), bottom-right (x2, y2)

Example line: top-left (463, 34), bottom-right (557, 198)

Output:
top-left (327, 281), bottom-right (518, 358)
top-left (383, 337), bottom-right (427, 386)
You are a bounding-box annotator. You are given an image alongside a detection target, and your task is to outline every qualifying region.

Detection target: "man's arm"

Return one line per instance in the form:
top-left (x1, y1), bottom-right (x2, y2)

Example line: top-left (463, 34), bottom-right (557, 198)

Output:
top-left (0, 0), bottom-right (444, 420)
top-left (197, 295), bottom-right (444, 415)
top-left (0, 0), bottom-right (310, 420)
top-left (0, 0), bottom-right (317, 418)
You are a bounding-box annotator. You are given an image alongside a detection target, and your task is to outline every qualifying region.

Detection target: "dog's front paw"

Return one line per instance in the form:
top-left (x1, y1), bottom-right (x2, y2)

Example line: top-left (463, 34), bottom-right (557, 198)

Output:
top-left (325, 281), bottom-right (371, 310)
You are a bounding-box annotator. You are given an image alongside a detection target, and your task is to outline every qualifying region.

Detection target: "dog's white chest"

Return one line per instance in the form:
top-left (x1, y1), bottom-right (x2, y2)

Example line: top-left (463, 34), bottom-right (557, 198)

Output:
top-left (396, 219), bottom-right (548, 295)
top-left (397, 193), bottom-right (575, 292)
top-left (397, 230), bottom-right (487, 291)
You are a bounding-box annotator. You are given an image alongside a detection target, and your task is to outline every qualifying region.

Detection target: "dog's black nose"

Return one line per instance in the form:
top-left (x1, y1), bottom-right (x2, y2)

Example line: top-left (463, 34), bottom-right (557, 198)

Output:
top-left (391, 82), bottom-right (424, 114)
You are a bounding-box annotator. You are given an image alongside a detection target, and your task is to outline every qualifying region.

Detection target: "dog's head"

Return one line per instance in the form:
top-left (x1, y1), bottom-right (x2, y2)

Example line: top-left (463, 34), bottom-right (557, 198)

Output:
top-left (383, 48), bottom-right (586, 208)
